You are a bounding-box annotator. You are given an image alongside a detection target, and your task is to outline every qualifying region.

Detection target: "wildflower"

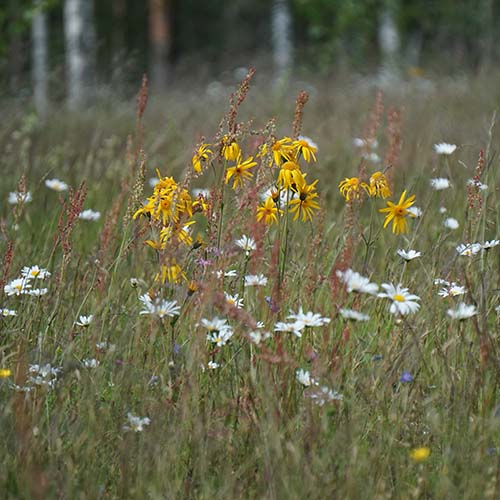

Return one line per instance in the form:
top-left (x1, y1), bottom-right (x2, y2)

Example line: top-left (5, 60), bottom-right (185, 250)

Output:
top-left (244, 274), bottom-right (268, 287)
top-left (4, 278), bottom-right (32, 296)
top-left (139, 295), bottom-right (180, 318)
top-left (130, 278), bottom-right (139, 288)
top-left (287, 307), bottom-right (330, 329)
top-left (434, 142), bottom-right (457, 155)
top-left (215, 269), bottom-right (238, 279)
top-left (207, 361), bottom-right (221, 369)
top-left (447, 303), bottom-right (477, 320)
top-left (75, 315), bottom-right (93, 327)
top-left (338, 177), bottom-right (362, 201)
top-left (123, 413), bottom-right (151, 432)
top-left (0, 308), bottom-right (17, 317)
top-left (483, 240), bottom-right (500, 250)
top-left (149, 177), bottom-right (160, 189)
top-left (206, 328), bottom-right (234, 346)
top-left (379, 283), bottom-right (420, 315)
top-left (410, 447), bottom-right (431, 462)
top-left (444, 218), bottom-right (459, 230)
top-left (192, 143), bottom-right (212, 173)
top-left (396, 249), bottom-right (421, 261)
top-left (201, 316), bottom-right (230, 333)
top-left (379, 190), bottom-right (416, 235)
top-left (407, 206), bottom-right (422, 218)
top-left (274, 321), bottom-right (304, 337)
top-left (235, 235), bottom-right (256, 254)
top-left (363, 171), bottom-right (391, 198)
top-left (308, 385), bottom-right (343, 405)
top-left (353, 137), bottom-right (378, 149)
top-left (296, 369), bottom-right (314, 387)
top-left (277, 161), bottom-right (305, 190)
top-left (400, 371), bottom-right (414, 383)
top-left (249, 330), bottom-right (271, 344)
top-left (28, 363), bottom-right (61, 388)
top-left (293, 136), bottom-right (317, 162)
top-left (430, 178), bottom-right (450, 190)
top-left (257, 197), bottom-right (280, 225)
top-left (456, 243), bottom-right (482, 256)
top-left (224, 293), bottom-right (244, 309)
top-left (467, 178), bottom-right (488, 191)
top-left (288, 180), bottom-right (320, 222)
top-left (439, 206), bottom-right (447, 214)
top-left (8, 191), bottom-right (32, 204)
top-left (45, 178), bottom-right (69, 192)
top-left (438, 284), bottom-right (466, 298)
top-left (225, 156), bottom-right (257, 189)
top-left (0, 368), bottom-right (12, 378)
top-left (260, 186), bottom-right (290, 205)
top-left (339, 308), bottom-right (370, 321)
top-left (221, 136), bottom-right (241, 161)
top-left (271, 137), bottom-right (293, 166)
top-left (21, 265), bottom-right (51, 280)
top-left (83, 358), bottom-right (100, 368)
top-left (336, 269), bottom-right (379, 295)
top-left (79, 209), bottom-right (101, 221)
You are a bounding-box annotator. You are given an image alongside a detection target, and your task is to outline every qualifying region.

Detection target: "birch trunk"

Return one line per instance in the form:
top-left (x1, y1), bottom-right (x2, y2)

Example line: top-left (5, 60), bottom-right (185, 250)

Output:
top-left (32, 0), bottom-right (49, 117)
top-left (377, 4), bottom-right (400, 84)
top-left (149, 0), bottom-right (171, 89)
top-left (272, 0), bottom-right (293, 85)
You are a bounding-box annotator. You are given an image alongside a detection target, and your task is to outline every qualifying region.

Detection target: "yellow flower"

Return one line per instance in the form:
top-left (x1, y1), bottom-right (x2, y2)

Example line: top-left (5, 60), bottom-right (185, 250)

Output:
top-left (288, 180), bottom-right (320, 222)
top-left (292, 138), bottom-right (317, 162)
top-left (362, 171), bottom-right (391, 198)
top-left (271, 137), bottom-right (293, 166)
top-left (257, 196), bottom-right (280, 225)
top-left (225, 156), bottom-right (257, 189)
top-left (339, 177), bottom-right (362, 201)
top-left (379, 190), bottom-right (416, 235)
top-left (221, 136), bottom-right (241, 161)
top-left (410, 447), bottom-right (430, 462)
top-left (277, 161), bottom-right (306, 190)
top-left (0, 368), bottom-right (12, 378)
top-left (192, 144), bottom-right (212, 173)
top-left (157, 261), bottom-right (187, 284)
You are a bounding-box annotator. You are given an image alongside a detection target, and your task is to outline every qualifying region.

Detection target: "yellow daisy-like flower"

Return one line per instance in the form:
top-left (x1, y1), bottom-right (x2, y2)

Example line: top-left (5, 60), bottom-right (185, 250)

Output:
top-left (288, 180), bottom-right (320, 222)
top-left (339, 177), bottom-right (362, 201)
top-left (157, 261), bottom-right (187, 284)
top-left (292, 138), bottom-right (317, 163)
top-left (257, 196), bottom-right (280, 225)
top-left (277, 161), bottom-right (306, 190)
top-left (225, 156), bottom-right (257, 190)
top-left (379, 190), bottom-right (416, 235)
top-left (363, 171), bottom-right (391, 198)
top-left (221, 136), bottom-right (241, 161)
top-left (271, 137), bottom-right (293, 166)
top-left (0, 368), bottom-right (12, 378)
top-left (192, 144), bottom-right (212, 173)
top-left (409, 447), bottom-right (430, 462)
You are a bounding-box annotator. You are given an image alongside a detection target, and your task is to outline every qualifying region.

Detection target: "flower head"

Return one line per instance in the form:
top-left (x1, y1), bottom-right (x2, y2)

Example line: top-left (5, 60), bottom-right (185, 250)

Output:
top-left (75, 314), bottom-right (93, 327)
top-left (396, 249), bottom-right (421, 261)
top-left (235, 235), bottom-right (256, 254)
top-left (192, 143), bottom-right (212, 173)
top-left (288, 180), bottom-right (320, 222)
top-left (430, 178), bottom-right (450, 190)
top-left (379, 190), bottom-right (416, 235)
top-left (277, 161), bottom-right (305, 190)
top-left (21, 265), bottom-right (51, 280)
top-left (410, 447), bottom-right (431, 462)
top-left (336, 269), bottom-right (379, 295)
top-left (8, 191), bottom-right (32, 205)
top-left (444, 217), bottom-right (459, 230)
top-left (379, 283), bottom-right (420, 315)
top-left (123, 413), bottom-right (151, 432)
top-left (339, 308), bottom-right (370, 321)
top-left (79, 209), bottom-right (101, 221)
top-left (225, 156), bottom-right (257, 189)
top-left (363, 171), bottom-right (391, 198)
top-left (45, 178), bottom-right (69, 192)
top-left (221, 136), bottom-right (241, 161)
top-left (257, 196), bottom-right (280, 225)
top-left (339, 177), bottom-right (362, 201)
top-left (447, 303), bottom-right (477, 320)
top-left (434, 142), bottom-right (457, 155)
top-left (4, 278), bottom-right (32, 296)
top-left (139, 295), bottom-right (181, 318)
top-left (293, 136), bottom-right (317, 162)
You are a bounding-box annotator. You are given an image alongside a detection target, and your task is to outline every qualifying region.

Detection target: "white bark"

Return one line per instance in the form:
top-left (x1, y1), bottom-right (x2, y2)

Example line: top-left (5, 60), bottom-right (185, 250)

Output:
top-left (32, 0), bottom-right (49, 117)
top-left (272, 0), bottom-right (293, 84)
top-left (378, 6), bottom-right (400, 84)
top-left (64, 0), bottom-right (96, 110)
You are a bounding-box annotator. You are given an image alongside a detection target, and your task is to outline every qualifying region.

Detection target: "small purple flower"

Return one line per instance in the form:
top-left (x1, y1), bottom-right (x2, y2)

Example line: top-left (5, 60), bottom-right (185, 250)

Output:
top-left (265, 296), bottom-right (280, 313)
top-left (195, 257), bottom-right (212, 269)
top-left (173, 343), bottom-right (180, 356)
top-left (400, 371), bottom-right (413, 383)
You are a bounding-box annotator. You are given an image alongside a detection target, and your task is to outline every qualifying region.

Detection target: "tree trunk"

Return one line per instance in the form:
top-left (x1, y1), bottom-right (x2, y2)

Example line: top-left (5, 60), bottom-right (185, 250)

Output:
top-left (111, 0), bottom-right (127, 82)
top-left (271, 0), bottom-right (293, 86)
top-left (32, 0), bottom-right (49, 117)
top-left (149, 0), bottom-right (171, 90)
top-left (377, 3), bottom-right (400, 85)
top-left (64, 0), bottom-right (96, 110)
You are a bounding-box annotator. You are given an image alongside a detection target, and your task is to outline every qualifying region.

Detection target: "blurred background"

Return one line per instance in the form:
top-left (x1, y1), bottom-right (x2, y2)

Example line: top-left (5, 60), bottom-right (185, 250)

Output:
top-left (2, 0), bottom-right (500, 112)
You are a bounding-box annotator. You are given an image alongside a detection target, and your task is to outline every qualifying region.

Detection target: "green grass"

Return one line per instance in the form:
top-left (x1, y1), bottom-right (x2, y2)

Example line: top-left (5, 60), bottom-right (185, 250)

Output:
top-left (1, 71), bottom-right (500, 499)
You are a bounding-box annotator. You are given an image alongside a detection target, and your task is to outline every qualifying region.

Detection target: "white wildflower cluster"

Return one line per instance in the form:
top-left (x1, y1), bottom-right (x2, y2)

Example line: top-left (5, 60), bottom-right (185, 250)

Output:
top-left (295, 369), bottom-right (343, 405)
top-left (139, 294), bottom-right (180, 319)
top-left (123, 412), bottom-right (151, 432)
top-left (336, 269), bottom-right (378, 294)
top-left (274, 307), bottom-right (330, 338)
top-left (433, 142), bottom-right (457, 155)
top-left (202, 317), bottom-right (234, 346)
top-left (8, 191), bottom-right (32, 205)
top-left (456, 240), bottom-right (500, 256)
top-left (244, 274), bottom-right (268, 287)
top-left (430, 178), bottom-right (451, 190)
top-left (467, 178), bottom-right (488, 191)
top-left (79, 209), bottom-right (101, 221)
top-left (14, 363), bottom-right (63, 390)
top-left (3, 265), bottom-right (50, 298)
top-left (447, 303), bottom-right (477, 320)
top-left (435, 279), bottom-right (466, 298)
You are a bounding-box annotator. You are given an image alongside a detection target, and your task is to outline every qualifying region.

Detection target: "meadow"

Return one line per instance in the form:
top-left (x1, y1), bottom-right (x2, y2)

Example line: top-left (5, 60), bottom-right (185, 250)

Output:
top-left (1, 69), bottom-right (500, 499)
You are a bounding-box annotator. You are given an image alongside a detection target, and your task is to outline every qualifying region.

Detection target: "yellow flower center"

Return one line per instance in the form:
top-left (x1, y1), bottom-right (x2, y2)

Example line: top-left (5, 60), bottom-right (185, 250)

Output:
top-left (393, 294), bottom-right (406, 302)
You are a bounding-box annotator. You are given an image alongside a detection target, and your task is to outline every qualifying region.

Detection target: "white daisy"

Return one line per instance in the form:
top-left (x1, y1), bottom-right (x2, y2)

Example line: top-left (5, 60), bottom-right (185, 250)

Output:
top-left (75, 314), bottom-right (93, 327)
top-left (248, 330), bottom-right (271, 344)
top-left (433, 143), bottom-right (457, 155)
top-left (27, 288), bottom-right (48, 297)
top-left (438, 284), bottom-right (466, 298)
top-left (483, 240), bottom-right (500, 250)
top-left (287, 307), bottom-right (330, 329)
top-left (443, 218), bottom-right (459, 230)
top-left (21, 265), bottom-right (51, 280)
top-left (215, 269), bottom-right (238, 279)
top-left (201, 317), bottom-right (230, 333)
top-left (139, 295), bottom-right (180, 318)
top-left (439, 206), bottom-right (447, 214)
top-left (207, 361), bottom-right (221, 369)
top-left (447, 303), bottom-right (477, 320)
top-left (82, 358), bottom-right (99, 368)
top-left (4, 278), bottom-right (31, 296)
top-left (396, 249), bottom-right (421, 261)
top-left (274, 321), bottom-right (304, 337)
top-left (8, 191), bottom-right (32, 205)
top-left (206, 328), bottom-right (234, 346)
top-left (379, 283), bottom-right (420, 315)
top-left (224, 292), bottom-right (244, 309)
top-left (244, 274), bottom-right (268, 287)
top-left (336, 269), bottom-right (379, 295)
top-left (79, 209), bottom-right (101, 221)
top-left (0, 308), bottom-right (17, 317)
top-left (430, 178), bottom-right (451, 190)
top-left (296, 369), bottom-right (314, 387)
top-left (339, 308), bottom-right (370, 321)
top-left (407, 206), bottom-right (423, 218)
top-left (235, 235), bottom-right (257, 254)
top-left (308, 385), bottom-right (343, 405)
top-left (467, 178), bottom-right (488, 191)
top-left (45, 178), bottom-right (69, 192)
top-left (456, 243), bottom-right (482, 256)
